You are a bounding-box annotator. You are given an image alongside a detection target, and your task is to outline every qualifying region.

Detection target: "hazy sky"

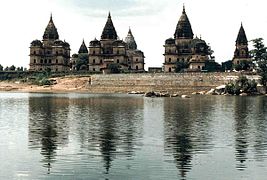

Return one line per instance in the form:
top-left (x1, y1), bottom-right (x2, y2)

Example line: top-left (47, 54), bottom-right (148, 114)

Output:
top-left (1, 0), bottom-right (267, 69)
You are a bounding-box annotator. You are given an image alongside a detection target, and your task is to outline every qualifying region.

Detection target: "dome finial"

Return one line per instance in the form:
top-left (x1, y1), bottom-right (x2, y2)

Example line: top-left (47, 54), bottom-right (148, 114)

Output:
top-left (183, 4), bottom-right (185, 13)
top-left (108, 11), bottom-right (111, 18)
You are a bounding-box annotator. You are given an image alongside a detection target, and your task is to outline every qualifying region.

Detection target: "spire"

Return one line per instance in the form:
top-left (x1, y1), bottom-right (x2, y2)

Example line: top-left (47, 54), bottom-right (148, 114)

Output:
top-left (78, 39), bottom-right (88, 54)
top-left (236, 23), bottom-right (248, 45)
top-left (125, 27), bottom-right (137, 50)
top-left (43, 14), bottom-right (59, 41)
top-left (101, 12), bottom-right (118, 40)
top-left (174, 5), bottom-right (194, 39)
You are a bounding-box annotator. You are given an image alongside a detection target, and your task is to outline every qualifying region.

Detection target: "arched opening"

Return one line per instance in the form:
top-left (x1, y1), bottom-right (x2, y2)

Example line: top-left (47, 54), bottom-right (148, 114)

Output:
top-left (136, 65), bottom-right (139, 70)
top-left (169, 67), bottom-right (172, 72)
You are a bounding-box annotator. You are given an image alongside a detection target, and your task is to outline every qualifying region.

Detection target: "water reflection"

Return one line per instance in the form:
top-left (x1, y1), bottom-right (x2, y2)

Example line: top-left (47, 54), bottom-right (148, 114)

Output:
top-left (68, 96), bottom-right (144, 174)
top-left (233, 97), bottom-right (250, 170)
top-left (28, 96), bottom-right (70, 173)
top-left (163, 97), bottom-right (215, 178)
top-left (252, 97), bottom-right (267, 161)
top-left (233, 97), bottom-right (267, 170)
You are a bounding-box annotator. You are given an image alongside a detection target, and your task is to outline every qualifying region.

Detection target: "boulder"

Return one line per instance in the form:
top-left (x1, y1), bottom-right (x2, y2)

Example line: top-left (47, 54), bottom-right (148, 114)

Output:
top-left (239, 93), bottom-right (248, 96)
top-left (215, 85), bottom-right (226, 95)
top-left (181, 95), bottom-right (190, 98)
top-left (206, 89), bottom-right (216, 95)
top-left (198, 91), bottom-right (206, 95)
top-left (257, 85), bottom-right (266, 95)
top-left (128, 91), bottom-right (145, 95)
top-left (145, 91), bottom-right (155, 97)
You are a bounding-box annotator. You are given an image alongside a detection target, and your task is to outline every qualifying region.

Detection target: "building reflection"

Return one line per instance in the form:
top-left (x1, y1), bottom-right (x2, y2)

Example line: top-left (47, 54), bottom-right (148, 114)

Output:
top-left (69, 96), bottom-right (144, 174)
top-left (163, 97), bottom-right (214, 179)
top-left (233, 97), bottom-right (250, 171)
top-left (28, 96), bottom-right (70, 173)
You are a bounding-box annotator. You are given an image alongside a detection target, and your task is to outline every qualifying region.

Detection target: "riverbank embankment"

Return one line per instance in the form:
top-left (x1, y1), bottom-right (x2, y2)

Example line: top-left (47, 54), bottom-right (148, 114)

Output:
top-left (0, 72), bottom-right (261, 94)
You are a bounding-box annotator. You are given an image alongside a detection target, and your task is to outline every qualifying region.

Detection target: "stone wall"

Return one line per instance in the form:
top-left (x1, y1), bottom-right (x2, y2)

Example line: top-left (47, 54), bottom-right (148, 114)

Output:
top-left (86, 72), bottom-right (261, 94)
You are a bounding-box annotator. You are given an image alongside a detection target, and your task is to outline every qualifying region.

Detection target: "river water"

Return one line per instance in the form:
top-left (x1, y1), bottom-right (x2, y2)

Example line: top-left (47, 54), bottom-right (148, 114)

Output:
top-left (0, 93), bottom-right (266, 180)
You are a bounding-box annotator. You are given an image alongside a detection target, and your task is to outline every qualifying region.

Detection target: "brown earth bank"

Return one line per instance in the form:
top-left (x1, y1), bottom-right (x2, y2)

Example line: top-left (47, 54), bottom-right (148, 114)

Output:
top-left (0, 72), bottom-right (263, 95)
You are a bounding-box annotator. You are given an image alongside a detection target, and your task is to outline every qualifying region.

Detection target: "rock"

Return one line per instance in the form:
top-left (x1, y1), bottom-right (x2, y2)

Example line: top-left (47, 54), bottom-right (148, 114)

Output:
top-left (215, 85), bottom-right (226, 95)
top-left (206, 89), bottom-right (216, 95)
top-left (159, 92), bottom-right (170, 97)
top-left (128, 91), bottom-right (145, 95)
top-left (257, 85), bottom-right (266, 95)
top-left (171, 94), bottom-right (179, 97)
top-left (145, 91), bottom-right (156, 97)
top-left (181, 95), bottom-right (190, 98)
top-left (216, 85), bottom-right (226, 90)
top-left (239, 93), bottom-right (248, 96)
top-left (198, 91), bottom-right (206, 95)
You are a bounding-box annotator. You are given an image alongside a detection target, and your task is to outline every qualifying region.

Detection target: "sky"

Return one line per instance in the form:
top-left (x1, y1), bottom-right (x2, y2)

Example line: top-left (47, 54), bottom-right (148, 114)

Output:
top-left (0, 0), bottom-right (267, 69)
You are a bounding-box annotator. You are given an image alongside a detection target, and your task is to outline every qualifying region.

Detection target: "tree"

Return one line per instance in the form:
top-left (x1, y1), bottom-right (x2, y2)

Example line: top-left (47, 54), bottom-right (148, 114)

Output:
top-left (250, 38), bottom-right (267, 86)
top-left (75, 54), bottom-right (89, 71)
top-left (233, 61), bottom-right (252, 71)
top-left (222, 60), bottom-right (233, 71)
top-left (0, 64), bottom-right (3, 71)
top-left (250, 38), bottom-right (267, 62)
top-left (107, 63), bottom-right (120, 73)
top-left (175, 62), bottom-right (189, 72)
top-left (225, 76), bottom-right (257, 95)
top-left (204, 61), bottom-right (222, 72)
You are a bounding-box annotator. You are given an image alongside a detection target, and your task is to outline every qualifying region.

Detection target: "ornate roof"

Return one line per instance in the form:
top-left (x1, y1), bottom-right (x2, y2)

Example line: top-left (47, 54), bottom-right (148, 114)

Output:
top-left (174, 5), bottom-right (194, 39)
top-left (165, 38), bottom-right (175, 45)
top-left (112, 40), bottom-right (126, 47)
top-left (101, 12), bottom-right (118, 40)
top-left (236, 23), bottom-right (248, 45)
top-left (90, 38), bottom-right (101, 46)
top-left (31, 40), bottom-right (43, 47)
top-left (43, 14), bottom-right (59, 40)
top-left (125, 28), bottom-right (137, 50)
top-left (78, 40), bottom-right (88, 54)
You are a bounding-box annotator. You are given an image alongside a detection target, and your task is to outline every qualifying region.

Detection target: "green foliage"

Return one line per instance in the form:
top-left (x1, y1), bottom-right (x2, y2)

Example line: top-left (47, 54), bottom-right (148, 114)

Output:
top-left (233, 61), bottom-right (252, 71)
top-left (222, 60), bottom-right (233, 71)
top-left (175, 62), bottom-right (189, 72)
top-left (75, 54), bottom-right (89, 71)
top-left (225, 82), bottom-right (240, 95)
top-left (225, 76), bottom-right (257, 95)
top-left (258, 61), bottom-right (267, 86)
top-left (107, 63), bottom-right (120, 73)
top-left (204, 61), bottom-right (222, 72)
top-left (250, 38), bottom-right (267, 86)
top-left (250, 38), bottom-right (267, 61)
top-left (0, 64), bottom-right (3, 71)
top-left (31, 71), bottom-right (52, 86)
